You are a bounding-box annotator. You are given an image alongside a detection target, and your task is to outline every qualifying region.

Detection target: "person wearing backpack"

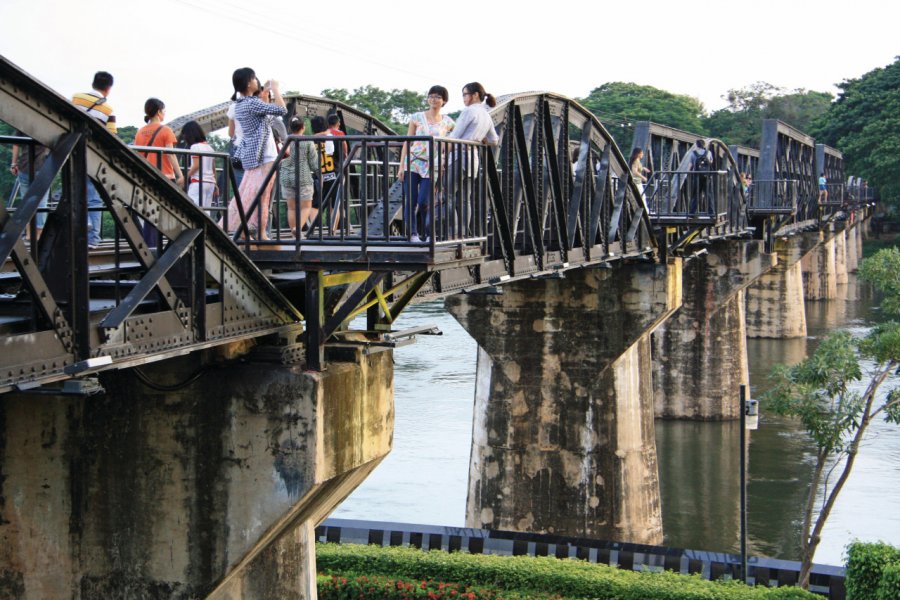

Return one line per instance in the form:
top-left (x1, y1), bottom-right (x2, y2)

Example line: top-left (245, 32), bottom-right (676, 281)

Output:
top-left (689, 139), bottom-right (712, 213)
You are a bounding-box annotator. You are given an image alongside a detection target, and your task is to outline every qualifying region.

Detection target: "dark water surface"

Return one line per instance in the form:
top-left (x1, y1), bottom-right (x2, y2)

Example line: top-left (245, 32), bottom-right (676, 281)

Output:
top-left (333, 276), bottom-right (900, 566)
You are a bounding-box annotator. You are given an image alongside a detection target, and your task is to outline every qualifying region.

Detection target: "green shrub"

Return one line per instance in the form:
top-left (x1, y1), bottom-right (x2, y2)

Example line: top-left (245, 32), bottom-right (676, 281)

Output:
top-left (316, 574), bottom-right (561, 599)
top-left (846, 542), bottom-right (900, 600)
top-left (316, 543), bottom-right (819, 599)
top-left (875, 562), bottom-right (900, 600)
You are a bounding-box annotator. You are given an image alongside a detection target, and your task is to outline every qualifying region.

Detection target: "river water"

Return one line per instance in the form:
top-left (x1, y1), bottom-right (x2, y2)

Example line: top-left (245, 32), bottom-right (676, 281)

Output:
top-left (332, 274), bottom-right (900, 567)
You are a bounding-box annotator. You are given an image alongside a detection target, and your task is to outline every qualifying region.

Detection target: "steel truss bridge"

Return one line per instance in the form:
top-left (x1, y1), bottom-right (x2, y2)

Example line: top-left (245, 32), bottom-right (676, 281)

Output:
top-left (0, 54), bottom-right (875, 392)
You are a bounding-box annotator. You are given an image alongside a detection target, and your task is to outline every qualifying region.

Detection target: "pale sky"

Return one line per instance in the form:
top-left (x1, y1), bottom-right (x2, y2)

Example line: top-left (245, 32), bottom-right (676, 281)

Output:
top-left (0, 0), bottom-right (896, 131)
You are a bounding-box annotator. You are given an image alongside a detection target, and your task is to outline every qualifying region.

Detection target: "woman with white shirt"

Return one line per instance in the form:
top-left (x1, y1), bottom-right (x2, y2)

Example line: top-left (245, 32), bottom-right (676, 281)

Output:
top-left (181, 120), bottom-right (217, 210)
top-left (443, 82), bottom-right (499, 237)
top-left (448, 82), bottom-right (499, 147)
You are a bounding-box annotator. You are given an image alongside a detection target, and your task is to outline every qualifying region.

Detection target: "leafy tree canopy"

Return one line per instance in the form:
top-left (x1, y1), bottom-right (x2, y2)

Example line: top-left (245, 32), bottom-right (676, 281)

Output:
top-left (812, 57), bottom-right (900, 205)
top-left (578, 82), bottom-right (706, 153)
top-left (117, 125), bottom-right (137, 145)
top-left (704, 82), bottom-right (832, 147)
top-left (320, 85), bottom-right (426, 133)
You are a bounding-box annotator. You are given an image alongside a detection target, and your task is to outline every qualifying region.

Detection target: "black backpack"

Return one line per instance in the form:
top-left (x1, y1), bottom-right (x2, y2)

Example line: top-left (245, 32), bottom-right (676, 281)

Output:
top-left (693, 150), bottom-right (710, 172)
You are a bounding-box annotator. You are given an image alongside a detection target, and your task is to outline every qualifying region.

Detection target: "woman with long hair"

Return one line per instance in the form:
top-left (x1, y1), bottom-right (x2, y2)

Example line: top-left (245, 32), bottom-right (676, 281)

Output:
top-left (180, 120), bottom-right (217, 209)
top-left (397, 85), bottom-right (455, 242)
top-left (629, 147), bottom-right (649, 198)
top-left (225, 67), bottom-right (286, 239)
top-left (443, 82), bottom-right (499, 236)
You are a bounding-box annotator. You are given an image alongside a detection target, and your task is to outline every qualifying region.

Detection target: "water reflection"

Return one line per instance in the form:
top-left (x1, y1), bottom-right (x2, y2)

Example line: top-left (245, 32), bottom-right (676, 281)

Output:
top-left (656, 421), bottom-right (740, 552)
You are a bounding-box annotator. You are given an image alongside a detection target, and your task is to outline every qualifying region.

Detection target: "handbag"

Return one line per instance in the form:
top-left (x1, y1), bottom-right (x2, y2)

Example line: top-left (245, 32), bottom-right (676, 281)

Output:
top-left (229, 137), bottom-right (243, 171)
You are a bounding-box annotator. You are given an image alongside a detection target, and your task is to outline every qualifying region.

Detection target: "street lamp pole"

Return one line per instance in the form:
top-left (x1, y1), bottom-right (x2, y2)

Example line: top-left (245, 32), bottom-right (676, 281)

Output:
top-left (739, 384), bottom-right (748, 584)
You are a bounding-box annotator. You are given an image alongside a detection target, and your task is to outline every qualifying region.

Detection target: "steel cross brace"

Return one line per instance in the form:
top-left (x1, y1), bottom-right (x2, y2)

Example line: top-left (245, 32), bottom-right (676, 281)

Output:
top-left (0, 131), bottom-right (82, 265)
top-left (99, 228), bottom-right (201, 332)
top-left (105, 192), bottom-right (189, 325)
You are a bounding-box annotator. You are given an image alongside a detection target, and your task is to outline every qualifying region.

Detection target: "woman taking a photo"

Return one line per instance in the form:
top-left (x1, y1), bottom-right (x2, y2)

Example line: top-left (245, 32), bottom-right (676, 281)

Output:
top-left (226, 67), bottom-right (286, 240)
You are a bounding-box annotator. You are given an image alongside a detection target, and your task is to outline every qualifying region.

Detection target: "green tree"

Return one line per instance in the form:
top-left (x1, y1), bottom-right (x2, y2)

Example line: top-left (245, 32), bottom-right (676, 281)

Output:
top-left (704, 82), bottom-right (831, 147)
top-left (812, 58), bottom-right (900, 206)
top-left (764, 247), bottom-right (900, 588)
top-left (577, 82), bottom-right (706, 152)
top-left (320, 85), bottom-right (426, 132)
top-left (117, 125), bottom-right (137, 145)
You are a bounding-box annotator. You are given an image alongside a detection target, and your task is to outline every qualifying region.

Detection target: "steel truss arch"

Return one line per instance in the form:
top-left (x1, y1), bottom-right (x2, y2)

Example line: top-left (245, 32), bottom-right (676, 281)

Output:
top-left (0, 54), bottom-right (302, 394)
top-left (484, 92), bottom-right (657, 274)
top-left (630, 121), bottom-right (750, 252)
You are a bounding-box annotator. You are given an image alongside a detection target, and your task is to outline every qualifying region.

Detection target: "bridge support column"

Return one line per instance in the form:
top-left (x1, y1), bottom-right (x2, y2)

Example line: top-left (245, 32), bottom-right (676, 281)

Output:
top-left (0, 345), bottom-right (393, 599)
top-left (846, 225), bottom-right (860, 273)
top-left (446, 261), bottom-right (682, 544)
top-left (835, 228), bottom-right (849, 286)
top-left (745, 234), bottom-right (820, 339)
top-left (653, 241), bottom-right (772, 419)
top-left (802, 231), bottom-right (838, 300)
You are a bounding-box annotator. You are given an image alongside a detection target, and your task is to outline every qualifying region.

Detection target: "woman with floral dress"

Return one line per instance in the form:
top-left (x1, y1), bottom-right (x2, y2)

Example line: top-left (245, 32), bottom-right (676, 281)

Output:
top-left (398, 85), bottom-right (455, 242)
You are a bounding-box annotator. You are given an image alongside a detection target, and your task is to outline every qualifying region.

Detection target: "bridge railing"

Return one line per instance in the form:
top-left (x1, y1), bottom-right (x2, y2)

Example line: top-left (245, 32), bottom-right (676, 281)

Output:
top-left (747, 179), bottom-right (799, 216)
top-left (228, 135), bottom-right (489, 253)
top-left (846, 182), bottom-right (875, 206)
top-left (134, 135), bottom-right (493, 266)
top-left (644, 169), bottom-right (732, 225)
top-left (819, 183), bottom-right (845, 207)
top-left (130, 144), bottom-right (238, 221)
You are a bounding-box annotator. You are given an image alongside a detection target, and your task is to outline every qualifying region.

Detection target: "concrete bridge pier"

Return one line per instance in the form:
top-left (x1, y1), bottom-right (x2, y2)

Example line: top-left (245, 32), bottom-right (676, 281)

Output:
top-left (846, 224), bottom-right (860, 273)
top-left (653, 240), bottom-right (773, 420)
top-left (835, 228), bottom-right (849, 286)
top-left (802, 230), bottom-right (839, 300)
top-left (745, 234), bottom-right (820, 339)
top-left (0, 344), bottom-right (393, 599)
top-left (446, 261), bottom-right (682, 544)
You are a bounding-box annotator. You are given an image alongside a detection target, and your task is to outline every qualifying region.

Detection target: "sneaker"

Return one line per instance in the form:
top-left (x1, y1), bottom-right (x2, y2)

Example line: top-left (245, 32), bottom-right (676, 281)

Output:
top-left (88, 244), bottom-right (99, 250)
top-left (410, 234), bottom-right (421, 243)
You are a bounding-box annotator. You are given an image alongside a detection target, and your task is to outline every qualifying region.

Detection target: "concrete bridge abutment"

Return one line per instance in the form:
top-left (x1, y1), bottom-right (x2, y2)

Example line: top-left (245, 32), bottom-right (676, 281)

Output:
top-left (446, 260), bottom-right (682, 544)
top-left (653, 240), bottom-right (773, 420)
top-left (0, 344), bottom-right (394, 599)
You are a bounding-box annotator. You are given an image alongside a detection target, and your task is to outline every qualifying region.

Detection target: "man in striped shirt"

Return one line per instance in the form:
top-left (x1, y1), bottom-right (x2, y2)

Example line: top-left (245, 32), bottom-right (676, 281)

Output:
top-left (72, 71), bottom-right (115, 246)
top-left (72, 71), bottom-right (116, 134)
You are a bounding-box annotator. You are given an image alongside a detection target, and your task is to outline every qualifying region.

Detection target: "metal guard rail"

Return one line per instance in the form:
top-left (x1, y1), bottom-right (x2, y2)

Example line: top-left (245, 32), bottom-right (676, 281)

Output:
top-left (317, 518), bottom-right (846, 598)
top-left (643, 169), bottom-right (737, 225)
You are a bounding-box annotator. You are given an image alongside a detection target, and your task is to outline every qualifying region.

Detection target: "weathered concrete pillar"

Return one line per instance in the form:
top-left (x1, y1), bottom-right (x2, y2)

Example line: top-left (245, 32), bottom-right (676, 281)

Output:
top-left (802, 231), bottom-right (838, 300)
top-left (745, 234), bottom-right (819, 339)
top-left (654, 241), bottom-right (773, 420)
top-left (446, 261), bottom-right (682, 544)
top-left (857, 220), bottom-right (864, 264)
top-left (846, 225), bottom-right (860, 273)
top-left (835, 228), bottom-right (849, 286)
top-left (745, 262), bottom-right (806, 338)
top-left (0, 344), bottom-right (393, 599)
